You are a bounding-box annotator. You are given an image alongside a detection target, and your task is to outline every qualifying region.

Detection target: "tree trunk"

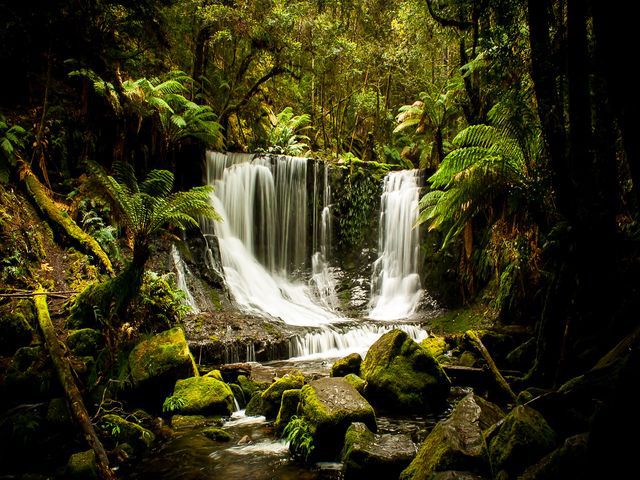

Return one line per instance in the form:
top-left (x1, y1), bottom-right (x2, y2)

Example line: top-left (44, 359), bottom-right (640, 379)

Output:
top-left (34, 289), bottom-right (116, 480)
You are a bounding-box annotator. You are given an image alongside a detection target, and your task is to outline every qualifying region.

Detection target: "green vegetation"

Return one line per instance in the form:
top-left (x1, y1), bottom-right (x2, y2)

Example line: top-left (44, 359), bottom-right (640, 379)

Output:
top-left (283, 415), bottom-right (315, 462)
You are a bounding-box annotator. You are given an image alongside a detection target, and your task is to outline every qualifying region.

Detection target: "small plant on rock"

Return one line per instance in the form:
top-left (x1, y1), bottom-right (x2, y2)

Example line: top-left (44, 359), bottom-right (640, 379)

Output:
top-left (283, 415), bottom-right (315, 462)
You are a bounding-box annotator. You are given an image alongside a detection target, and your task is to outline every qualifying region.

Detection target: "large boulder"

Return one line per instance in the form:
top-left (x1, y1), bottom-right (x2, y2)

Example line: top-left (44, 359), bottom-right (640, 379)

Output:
top-left (274, 388), bottom-right (301, 433)
top-left (299, 376), bottom-right (376, 460)
top-left (66, 328), bottom-right (103, 357)
top-left (342, 422), bottom-right (416, 479)
top-left (99, 414), bottom-right (155, 452)
top-left (331, 353), bottom-right (362, 377)
top-left (488, 406), bottom-right (556, 478)
top-left (420, 335), bottom-right (448, 362)
top-left (260, 371), bottom-right (305, 419)
top-left (344, 373), bottom-right (366, 394)
top-left (401, 394), bottom-right (504, 480)
top-left (167, 376), bottom-right (234, 416)
top-left (128, 327), bottom-right (197, 400)
top-left (361, 329), bottom-right (451, 411)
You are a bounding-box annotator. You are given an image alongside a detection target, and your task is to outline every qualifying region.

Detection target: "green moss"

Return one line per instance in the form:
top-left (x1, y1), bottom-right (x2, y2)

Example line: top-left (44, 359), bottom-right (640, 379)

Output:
top-left (344, 373), bottom-right (366, 394)
top-left (361, 329), bottom-right (450, 411)
top-left (238, 374), bottom-right (262, 399)
top-left (274, 388), bottom-right (301, 433)
top-left (458, 351), bottom-right (478, 367)
top-left (66, 450), bottom-right (97, 479)
top-left (170, 414), bottom-right (216, 429)
top-left (420, 336), bottom-right (447, 360)
top-left (129, 327), bottom-right (196, 385)
top-left (260, 371), bottom-right (305, 419)
top-left (100, 414), bottom-right (155, 451)
top-left (331, 353), bottom-right (362, 377)
top-left (427, 305), bottom-right (494, 335)
top-left (202, 426), bottom-right (231, 442)
top-left (66, 328), bottom-right (103, 357)
top-left (169, 376), bottom-right (234, 416)
top-left (488, 406), bottom-right (557, 477)
top-left (204, 369), bottom-right (223, 381)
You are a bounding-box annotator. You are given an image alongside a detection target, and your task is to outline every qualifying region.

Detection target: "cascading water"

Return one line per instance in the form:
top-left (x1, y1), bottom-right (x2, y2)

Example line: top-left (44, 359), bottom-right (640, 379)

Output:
top-left (369, 170), bottom-right (424, 320)
top-left (204, 152), bottom-right (338, 326)
top-left (171, 245), bottom-right (200, 313)
top-left (310, 161), bottom-right (339, 310)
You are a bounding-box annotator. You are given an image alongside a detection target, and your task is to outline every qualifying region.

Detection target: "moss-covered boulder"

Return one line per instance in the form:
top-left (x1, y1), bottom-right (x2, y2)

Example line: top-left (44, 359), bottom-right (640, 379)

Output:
top-left (66, 450), bottom-right (97, 479)
top-left (0, 312), bottom-right (32, 356)
top-left (203, 369), bottom-right (223, 381)
top-left (245, 392), bottom-right (265, 416)
top-left (488, 406), bottom-right (557, 478)
top-left (331, 353), bottom-right (362, 377)
top-left (202, 426), bottom-right (231, 442)
top-left (170, 414), bottom-right (216, 429)
top-left (260, 371), bottom-right (305, 419)
top-left (66, 328), bottom-right (103, 357)
top-left (401, 394), bottom-right (505, 480)
top-left (237, 374), bottom-right (261, 400)
top-left (362, 329), bottom-right (451, 411)
top-left (99, 414), bottom-right (155, 452)
top-left (128, 327), bottom-right (197, 400)
top-left (300, 376), bottom-right (376, 460)
top-left (275, 388), bottom-right (301, 433)
top-left (420, 335), bottom-right (448, 361)
top-left (344, 373), bottom-right (366, 394)
top-left (167, 376), bottom-right (234, 416)
top-left (342, 422), bottom-right (416, 479)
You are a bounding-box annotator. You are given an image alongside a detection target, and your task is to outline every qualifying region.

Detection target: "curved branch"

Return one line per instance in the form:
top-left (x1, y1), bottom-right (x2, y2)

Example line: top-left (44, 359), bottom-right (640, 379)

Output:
top-left (425, 0), bottom-right (473, 30)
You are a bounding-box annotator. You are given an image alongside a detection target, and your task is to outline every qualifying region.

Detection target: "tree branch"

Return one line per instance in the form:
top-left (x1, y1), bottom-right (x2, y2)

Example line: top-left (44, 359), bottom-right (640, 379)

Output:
top-left (425, 0), bottom-right (473, 30)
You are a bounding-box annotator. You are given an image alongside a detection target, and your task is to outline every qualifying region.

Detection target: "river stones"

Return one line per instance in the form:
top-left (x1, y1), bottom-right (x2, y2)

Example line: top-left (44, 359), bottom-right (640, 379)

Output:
top-left (202, 426), bottom-right (231, 442)
top-left (274, 388), bottom-right (301, 433)
top-left (331, 353), bottom-right (362, 377)
top-left (299, 376), bottom-right (376, 460)
top-left (401, 393), bottom-right (505, 480)
top-left (99, 414), bottom-right (155, 452)
top-left (344, 373), bottom-right (366, 394)
top-left (361, 329), bottom-right (451, 411)
top-left (128, 327), bottom-right (197, 400)
top-left (260, 371), bottom-right (305, 419)
top-left (167, 376), bottom-right (235, 416)
top-left (342, 422), bottom-right (416, 479)
top-left (488, 405), bottom-right (557, 478)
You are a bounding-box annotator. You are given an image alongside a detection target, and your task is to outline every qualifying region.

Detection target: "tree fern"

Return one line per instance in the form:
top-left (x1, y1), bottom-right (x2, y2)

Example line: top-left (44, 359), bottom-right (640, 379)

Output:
top-left (0, 115), bottom-right (28, 183)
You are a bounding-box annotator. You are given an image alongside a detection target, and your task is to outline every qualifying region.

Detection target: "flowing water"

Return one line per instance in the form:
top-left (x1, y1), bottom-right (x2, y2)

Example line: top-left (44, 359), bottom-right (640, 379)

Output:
top-left (171, 245), bottom-right (200, 313)
top-left (369, 170), bottom-right (424, 320)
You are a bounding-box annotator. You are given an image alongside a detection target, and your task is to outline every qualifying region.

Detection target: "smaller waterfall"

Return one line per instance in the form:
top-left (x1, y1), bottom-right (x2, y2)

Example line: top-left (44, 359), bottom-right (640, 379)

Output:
top-left (171, 245), bottom-right (200, 313)
top-left (369, 170), bottom-right (423, 320)
top-left (310, 162), bottom-right (339, 309)
top-left (288, 324), bottom-right (428, 360)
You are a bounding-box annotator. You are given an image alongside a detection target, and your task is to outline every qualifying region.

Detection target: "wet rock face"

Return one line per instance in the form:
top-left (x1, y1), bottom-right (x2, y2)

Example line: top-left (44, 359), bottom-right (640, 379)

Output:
top-left (341, 422), bottom-right (416, 479)
top-left (361, 329), bottom-right (451, 412)
top-left (168, 376), bottom-right (235, 416)
top-left (299, 376), bottom-right (376, 460)
top-left (128, 327), bottom-right (197, 402)
top-left (488, 405), bottom-right (557, 478)
top-left (331, 353), bottom-right (362, 377)
top-left (401, 393), bottom-right (505, 480)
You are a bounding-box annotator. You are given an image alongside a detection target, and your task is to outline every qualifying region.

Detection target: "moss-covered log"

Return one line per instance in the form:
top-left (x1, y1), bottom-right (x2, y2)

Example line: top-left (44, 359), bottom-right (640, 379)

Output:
top-left (19, 162), bottom-right (114, 275)
top-left (34, 288), bottom-right (116, 480)
top-left (465, 330), bottom-right (517, 402)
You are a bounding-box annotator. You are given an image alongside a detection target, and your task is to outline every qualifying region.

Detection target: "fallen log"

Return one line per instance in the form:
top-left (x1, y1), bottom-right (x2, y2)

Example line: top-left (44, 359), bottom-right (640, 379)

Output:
top-left (34, 288), bottom-right (116, 480)
top-left (465, 330), bottom-right (518, 402)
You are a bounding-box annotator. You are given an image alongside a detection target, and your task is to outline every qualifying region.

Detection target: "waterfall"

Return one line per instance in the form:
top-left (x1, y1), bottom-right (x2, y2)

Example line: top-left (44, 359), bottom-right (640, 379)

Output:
top-left (171, 245), bottom-right (200, 313)
top-left (310, 161), bottom-right (339, 309)
top-left (204, 152), bottom-right (338, 326)
top-left (369, 170), bottom-right (423, 320)
top-left (288, 323), bottom-right (428, 359)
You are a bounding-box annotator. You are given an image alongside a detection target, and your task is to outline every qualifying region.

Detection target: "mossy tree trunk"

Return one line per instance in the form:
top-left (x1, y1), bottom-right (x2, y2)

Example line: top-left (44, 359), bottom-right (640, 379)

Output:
top-left (34, 289), bottom-right (116, 480)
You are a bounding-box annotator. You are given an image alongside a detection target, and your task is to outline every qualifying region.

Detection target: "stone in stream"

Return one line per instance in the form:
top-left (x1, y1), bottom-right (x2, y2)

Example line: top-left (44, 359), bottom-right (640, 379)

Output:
top-left (274, 388), bottom-right (301, 433)
top-left (128, 327), bottom-right (197, 401)
top-left (331, 353), bottom-right (362, 377)
top-left (299, 376), bottom-right (377, 460)
top-left (99, 414), bottom-right (156, 452)
top-left (167, 376), bottom-right (235, 416)
top-left (65, 450), bottom-right (97, 479)
top-left (401, 393), bottom-right (505, 480)
top-left (361, 329), bottom-right (451, 412)
top-left (259, 371), bottom-right (305, 419)
top-left (202, 426), bottom-right (231, 442)
top-left (344, 373), bottom-right (366, 394)
top-left (341, 422), bottom-right (416, 479)
top-left (488, 405), bottom-right (557, 479)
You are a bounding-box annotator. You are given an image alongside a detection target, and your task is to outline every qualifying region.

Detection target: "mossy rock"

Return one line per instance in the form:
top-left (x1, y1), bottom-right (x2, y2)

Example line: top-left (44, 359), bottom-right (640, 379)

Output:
top-left (420, 335), bottom-right (448, 361)
top-left (274, 388), bottom-right (301, 434)
top-left (46, 397), bottom-right (72, 426)
top-left (230, 383), bottom-right (245, 408)
top-left (128, 327), bottom-right (197, 401)
top-left (66, 328), bottom-right (103, 357)
top-left (362, 329), bottom-right (451, 412)
top-left (202, 426), bottom-right (231, 442)
top-left (0, 312), bottom-right (32, 356)
top-left (401, 394), bottom-right (504, 480)
top-left (342, 422), bottom-right (415, 479)
top-left (168, 376), bottom-right (234, 416)
top-left (458, 351), bottom-right (478, 368)
top-left (344, 373), bottom-right (366, 394)
top-left (488, 406), bottom-right (556, 478)
top-left (331, 353), bottom-right (362, 377)
top-left (66, 450), bottom-right (97, 479)
top-left (100, 414), bottom-right (155, 452)
top-left (300, 377), bottom-right (377, 460)
top-left (261, 371), bottom-right (305, 419)
top-left (171, 414), bottom-right (219, 429)
top-left (204, 369), bottom-right (223, 381)
top-left (245, 391), bottom-right (265, 416)
top-left (237, 374), bottom-right (261, 400)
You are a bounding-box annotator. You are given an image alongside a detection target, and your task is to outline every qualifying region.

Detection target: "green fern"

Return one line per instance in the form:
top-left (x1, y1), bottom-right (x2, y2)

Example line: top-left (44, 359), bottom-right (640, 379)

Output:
top-left (163, 395), bottom-right (186, 413)
top-left (260, 107), bottom-right (311, 156)
top-left (283, 415), bottom-right (315, 462)
top-left (0, 115), bottom-right (28, 183)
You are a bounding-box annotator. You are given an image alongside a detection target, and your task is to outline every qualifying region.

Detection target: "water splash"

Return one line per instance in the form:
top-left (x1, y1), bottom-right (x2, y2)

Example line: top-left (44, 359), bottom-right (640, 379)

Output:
top-left (369, 170), bottom-right (423, 320)
top-left (171, 245), bottom-right (200, 313)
